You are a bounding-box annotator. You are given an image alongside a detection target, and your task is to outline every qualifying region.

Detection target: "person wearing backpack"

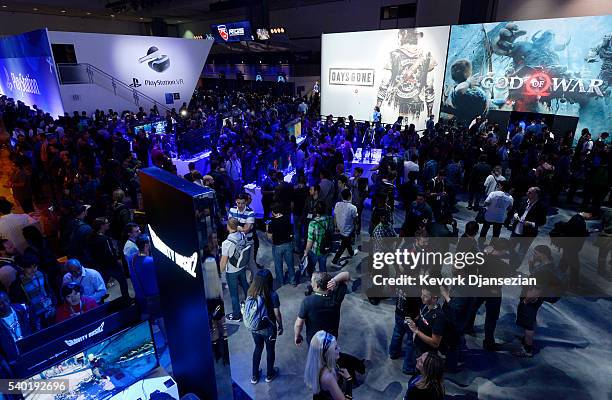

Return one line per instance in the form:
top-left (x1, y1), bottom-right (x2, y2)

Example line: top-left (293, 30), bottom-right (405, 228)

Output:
top-left (221, 218), bottom-right (252, 322)
top-left (242, 269), bottom-right (282, 384)
top-left (303, 202), bottom-right (333, 274)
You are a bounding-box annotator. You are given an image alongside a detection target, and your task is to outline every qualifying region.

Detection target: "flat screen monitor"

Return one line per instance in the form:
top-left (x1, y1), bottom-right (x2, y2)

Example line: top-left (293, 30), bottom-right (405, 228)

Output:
top-left (135, 120), bottom-right (167, 135)
top-left (21, 321), bottom-right (157, 400)
top-left (256, 28), bottom-right (270, 41)
top-left (286, 118), bottom-right (301, 138)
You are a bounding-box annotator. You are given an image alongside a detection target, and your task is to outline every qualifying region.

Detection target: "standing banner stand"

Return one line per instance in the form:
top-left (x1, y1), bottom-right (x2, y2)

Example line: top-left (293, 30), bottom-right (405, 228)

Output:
top-left (140, 167), bottom-right (233, 399)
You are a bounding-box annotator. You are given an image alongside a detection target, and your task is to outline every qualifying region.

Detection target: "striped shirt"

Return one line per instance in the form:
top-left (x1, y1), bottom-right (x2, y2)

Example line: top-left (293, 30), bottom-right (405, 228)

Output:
top-left (228, 206), bottom-right (256, 240)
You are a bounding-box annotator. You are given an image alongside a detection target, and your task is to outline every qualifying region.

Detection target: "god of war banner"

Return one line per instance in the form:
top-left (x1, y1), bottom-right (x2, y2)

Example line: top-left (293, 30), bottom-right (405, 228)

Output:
top-left (440, 15), bottom-right (612, 135)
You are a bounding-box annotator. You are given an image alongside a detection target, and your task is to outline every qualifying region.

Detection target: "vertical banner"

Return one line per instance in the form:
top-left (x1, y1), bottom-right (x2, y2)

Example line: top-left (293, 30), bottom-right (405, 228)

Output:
top-left (440, 15), bottom-right (612, 135)
top-left (0, 29), bottom-right (64, 117)
top-left (140, 167), bottom-right (232, 399)
top-left (321, 26), bottom-right (450, 130)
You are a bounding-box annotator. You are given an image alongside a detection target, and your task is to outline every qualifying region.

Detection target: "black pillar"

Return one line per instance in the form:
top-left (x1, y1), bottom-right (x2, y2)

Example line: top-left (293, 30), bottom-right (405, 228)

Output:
top-left (140, 167), bottom-right (232, 399)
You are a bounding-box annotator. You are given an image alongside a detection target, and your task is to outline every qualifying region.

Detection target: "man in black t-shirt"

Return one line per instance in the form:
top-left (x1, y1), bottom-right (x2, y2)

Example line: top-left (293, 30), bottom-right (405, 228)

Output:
top-left (267, 204), bottom-right (295, 287)
top-left (407, 287), bottom-right (445, 357)
top-left (294, 271), bottom-right (350, 346)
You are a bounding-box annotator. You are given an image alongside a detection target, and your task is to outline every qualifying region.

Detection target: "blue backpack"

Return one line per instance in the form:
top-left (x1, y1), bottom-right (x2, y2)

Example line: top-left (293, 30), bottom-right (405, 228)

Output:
top-left (241, 296), bottom-right (270, 331)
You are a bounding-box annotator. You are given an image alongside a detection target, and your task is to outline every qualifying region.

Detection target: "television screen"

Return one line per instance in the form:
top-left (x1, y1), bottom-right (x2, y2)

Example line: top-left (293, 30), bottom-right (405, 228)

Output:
top-left (256, 28), bottom-right (270, 41)
top-left (22, 321), bottom-right (157, 400)
top-left (210, 21), bottom-right (254, 43)
top-left (135, 120), bottom-right (167, 135)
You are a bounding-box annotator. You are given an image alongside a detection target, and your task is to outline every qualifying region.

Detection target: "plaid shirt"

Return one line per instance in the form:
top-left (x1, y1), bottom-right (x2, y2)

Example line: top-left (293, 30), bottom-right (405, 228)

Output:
top-left (307, 216), bottom-right (333, 256)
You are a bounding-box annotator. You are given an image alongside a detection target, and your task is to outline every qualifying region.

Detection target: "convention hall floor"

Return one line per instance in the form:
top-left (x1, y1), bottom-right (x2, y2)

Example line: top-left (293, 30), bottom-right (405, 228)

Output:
top-left (226, 201), bottom-right (612, 400)
top-left (2, 145), bottom-right (609, 399)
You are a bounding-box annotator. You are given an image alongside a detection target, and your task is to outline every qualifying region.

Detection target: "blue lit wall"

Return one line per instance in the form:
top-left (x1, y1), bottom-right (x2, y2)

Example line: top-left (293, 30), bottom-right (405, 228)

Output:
top-left (0, 29), bottom-right (64, 117)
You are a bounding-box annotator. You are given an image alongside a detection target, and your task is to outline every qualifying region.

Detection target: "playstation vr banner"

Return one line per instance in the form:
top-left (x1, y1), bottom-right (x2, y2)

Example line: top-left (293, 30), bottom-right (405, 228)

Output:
top-left (0, 29), bottom-right (64, 117)
top-left (321, 26), bottom-right (451, 130)
top-left (440, 15), bottom-right (612, 134)
top-left (47, 31), bottom-right (212, 112)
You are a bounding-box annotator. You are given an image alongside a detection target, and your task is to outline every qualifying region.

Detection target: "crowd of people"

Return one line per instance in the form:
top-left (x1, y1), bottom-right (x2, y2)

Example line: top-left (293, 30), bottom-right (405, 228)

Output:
top-left (0, 82), bottom-right (610, 399)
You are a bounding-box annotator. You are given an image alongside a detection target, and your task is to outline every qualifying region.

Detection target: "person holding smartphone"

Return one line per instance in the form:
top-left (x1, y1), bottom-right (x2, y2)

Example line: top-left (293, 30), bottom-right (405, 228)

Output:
top-left (406, 287), bottom-right (446, 359)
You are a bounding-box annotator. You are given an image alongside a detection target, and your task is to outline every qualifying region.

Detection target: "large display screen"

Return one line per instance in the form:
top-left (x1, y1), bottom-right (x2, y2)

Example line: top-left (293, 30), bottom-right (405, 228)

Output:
top-left (0, 29), bottom-right (64, 117)
top-left (22, 321), bottom-right (157, 400)
top-left (440, 15), bottom-right (612, 134)
top-left (210, 21), bottom-right (254, 43)
top-left (321, 26), bottom-right (450, 130)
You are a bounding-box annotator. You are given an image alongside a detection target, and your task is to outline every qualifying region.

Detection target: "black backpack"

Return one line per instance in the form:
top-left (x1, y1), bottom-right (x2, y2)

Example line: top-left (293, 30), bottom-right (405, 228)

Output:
top-left (315, 219), bottom-right (333, 254)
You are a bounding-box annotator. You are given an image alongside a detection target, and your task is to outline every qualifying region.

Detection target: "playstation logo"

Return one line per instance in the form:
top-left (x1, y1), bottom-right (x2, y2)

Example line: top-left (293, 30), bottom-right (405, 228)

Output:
top-left (129, 78), bottom-right (142, 88)
top-left (138, 46), bottom-right (170, 73)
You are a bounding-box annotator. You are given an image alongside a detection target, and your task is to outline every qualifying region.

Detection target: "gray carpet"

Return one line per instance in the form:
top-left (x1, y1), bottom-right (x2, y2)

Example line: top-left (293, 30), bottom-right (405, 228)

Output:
top-left (223, 201), bottom-right (612, 400)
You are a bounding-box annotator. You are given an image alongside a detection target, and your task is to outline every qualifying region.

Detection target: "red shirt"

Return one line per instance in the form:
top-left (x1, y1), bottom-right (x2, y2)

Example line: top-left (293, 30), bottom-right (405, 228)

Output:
top-left (55, 296), bottom-right (98, 323)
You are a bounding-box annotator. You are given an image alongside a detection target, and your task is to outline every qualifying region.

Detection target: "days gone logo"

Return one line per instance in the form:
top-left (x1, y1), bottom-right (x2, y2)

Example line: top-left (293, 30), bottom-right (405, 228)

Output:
top-left (329, 68), bottom-right (375, 87)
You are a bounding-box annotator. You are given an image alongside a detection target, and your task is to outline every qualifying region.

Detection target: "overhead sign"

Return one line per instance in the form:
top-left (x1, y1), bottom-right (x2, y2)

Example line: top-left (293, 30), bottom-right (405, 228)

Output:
top-left (0, 29), bottom-right (64, 117)
top-left (210, 21), bottom-right (254, 43)
top-left (47, 31), bottom-right (212, 111)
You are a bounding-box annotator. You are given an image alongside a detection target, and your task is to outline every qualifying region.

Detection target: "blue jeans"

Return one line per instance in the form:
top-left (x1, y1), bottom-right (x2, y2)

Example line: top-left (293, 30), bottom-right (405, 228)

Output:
top-left (252, 327), bottom-right (277, 377)
top-left (273, 242), bottom-right (295, 285)
top-left (388, 314), bottom-right (415, 373)
top-left (226, 269), bottom-right (249, 316)
top-left (307, 251), bottom-right (327, 273)
top-left (293, 217), bottom-right (304, 252)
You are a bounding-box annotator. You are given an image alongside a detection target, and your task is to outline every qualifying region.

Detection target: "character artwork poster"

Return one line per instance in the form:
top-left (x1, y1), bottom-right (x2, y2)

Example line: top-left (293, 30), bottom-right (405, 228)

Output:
top-left (440, 15), bottom-right (612, 136)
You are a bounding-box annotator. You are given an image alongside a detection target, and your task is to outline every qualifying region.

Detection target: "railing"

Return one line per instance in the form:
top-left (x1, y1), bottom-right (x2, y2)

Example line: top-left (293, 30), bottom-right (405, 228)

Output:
top-left (56, 63), bottom-right (172, 113)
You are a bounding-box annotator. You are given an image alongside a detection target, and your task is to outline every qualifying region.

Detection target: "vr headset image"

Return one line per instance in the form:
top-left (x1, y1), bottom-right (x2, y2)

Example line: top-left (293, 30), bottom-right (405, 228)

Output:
top-left (139, 46), bottom-right (170, 73)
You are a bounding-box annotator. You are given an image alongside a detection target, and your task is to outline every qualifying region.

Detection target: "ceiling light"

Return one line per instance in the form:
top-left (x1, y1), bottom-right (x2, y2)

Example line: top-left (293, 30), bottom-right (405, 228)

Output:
top-left (177, 20), bottom-right (183, 23)
top-left (86, 12), bottom-right (91, 15)
top-left (110, 14), bottom-right (115, 17)
top-left (2, 5), bottom-right (7, 8)
top-left (33, 8), bottom-right (38, 11)
top-left (61, 10), bottom-right (66, 13)
top-left (139, 17), bottom-right (144, 20)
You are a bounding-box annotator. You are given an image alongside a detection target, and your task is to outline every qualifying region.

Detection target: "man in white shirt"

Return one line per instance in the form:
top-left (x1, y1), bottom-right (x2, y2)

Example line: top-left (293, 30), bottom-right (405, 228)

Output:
top-left (220, 218), bottom-right (250, 322)
top-left (480, 181), bottom-right (513, 240)
top-left (483, 166), bottom-right (506, 197)
top-left (123, 223), bottom-right (141, 270)
top-left (0, 197), bottom-right (39, 253)
top-left (403, 154), bottom-right (420, 183)
top-left (298, 99), bottom-right (308, 114)
top-left (331, 189), bottom-right (358, 266)
top-left (62, 259), bottom-right (107, 303)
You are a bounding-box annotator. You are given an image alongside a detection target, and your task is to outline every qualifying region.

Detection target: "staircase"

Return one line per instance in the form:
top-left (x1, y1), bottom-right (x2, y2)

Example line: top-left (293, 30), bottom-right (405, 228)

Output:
top-left (56, 63), bottom-right (172, 113)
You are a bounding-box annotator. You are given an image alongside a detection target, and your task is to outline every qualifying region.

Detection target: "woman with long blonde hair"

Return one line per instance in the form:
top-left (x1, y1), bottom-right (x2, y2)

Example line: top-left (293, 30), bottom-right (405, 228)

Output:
top-left (304, 330), bottom-right (352, 400)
